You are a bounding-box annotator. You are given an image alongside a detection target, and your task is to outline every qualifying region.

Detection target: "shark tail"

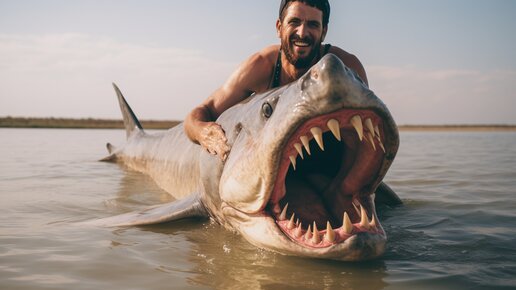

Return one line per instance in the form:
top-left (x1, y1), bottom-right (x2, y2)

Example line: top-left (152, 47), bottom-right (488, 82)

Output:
top-left (112, 82), bottom-right (143, 138)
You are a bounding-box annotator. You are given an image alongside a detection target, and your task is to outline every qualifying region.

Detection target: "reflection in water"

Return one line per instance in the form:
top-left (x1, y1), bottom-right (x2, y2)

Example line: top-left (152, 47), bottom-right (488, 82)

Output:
top-left (110, 159), bottom-right (389, 290)
top-left (138, 222), bottom-right (388, 290)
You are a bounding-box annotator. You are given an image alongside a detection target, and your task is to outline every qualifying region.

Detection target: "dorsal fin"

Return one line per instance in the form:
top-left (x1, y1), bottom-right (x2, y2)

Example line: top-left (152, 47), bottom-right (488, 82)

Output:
top-left (112, 83), bottom-right (143, 138)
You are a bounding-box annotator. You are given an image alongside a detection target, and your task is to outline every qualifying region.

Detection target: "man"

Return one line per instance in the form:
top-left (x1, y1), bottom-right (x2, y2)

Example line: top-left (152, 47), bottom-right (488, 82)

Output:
top-left (184, 0), bottom-right (368, 161)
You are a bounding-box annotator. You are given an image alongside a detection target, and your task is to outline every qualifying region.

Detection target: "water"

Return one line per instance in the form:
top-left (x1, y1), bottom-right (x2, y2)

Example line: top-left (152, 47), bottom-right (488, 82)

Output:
top-left (1, 128), bottom-right (515, 290)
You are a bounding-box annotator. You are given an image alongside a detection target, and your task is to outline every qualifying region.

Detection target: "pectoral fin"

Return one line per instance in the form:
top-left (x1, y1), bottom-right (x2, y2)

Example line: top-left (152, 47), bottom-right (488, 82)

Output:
top-left (83, 194), bottom-right (208, 227)
top-left (375, 182), bottom-right (403, 206)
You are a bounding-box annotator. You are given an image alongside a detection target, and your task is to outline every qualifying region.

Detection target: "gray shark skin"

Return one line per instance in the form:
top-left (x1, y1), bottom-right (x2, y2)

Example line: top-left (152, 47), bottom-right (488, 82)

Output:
top-left (94, 54), bottom-right (400, 261)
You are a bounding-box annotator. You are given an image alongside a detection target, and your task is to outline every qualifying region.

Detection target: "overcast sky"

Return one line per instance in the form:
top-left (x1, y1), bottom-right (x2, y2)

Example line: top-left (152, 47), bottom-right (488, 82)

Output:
top-left (1, 0), bottom-right (515, 124)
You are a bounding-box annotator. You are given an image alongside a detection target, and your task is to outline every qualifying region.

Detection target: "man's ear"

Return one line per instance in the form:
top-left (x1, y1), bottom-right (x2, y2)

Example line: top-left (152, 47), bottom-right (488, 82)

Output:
top-left (276, 19), bottom-right (282, 38)
top-left (321, 26), bottom-right (328, 42)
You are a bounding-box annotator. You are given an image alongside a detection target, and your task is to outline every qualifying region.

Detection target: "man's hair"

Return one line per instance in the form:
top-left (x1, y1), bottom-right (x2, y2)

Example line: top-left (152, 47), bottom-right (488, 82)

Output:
top-left (279, 0), bottom-right (331, 27)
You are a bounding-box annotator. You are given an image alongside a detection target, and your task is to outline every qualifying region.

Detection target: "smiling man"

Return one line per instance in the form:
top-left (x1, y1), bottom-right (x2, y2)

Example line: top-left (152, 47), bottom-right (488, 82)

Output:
top-left (185, 0), bottom-right (368, 160)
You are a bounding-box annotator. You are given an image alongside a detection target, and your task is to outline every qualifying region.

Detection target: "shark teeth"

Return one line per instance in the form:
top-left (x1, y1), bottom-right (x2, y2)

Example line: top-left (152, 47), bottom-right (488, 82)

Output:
top-left (324, 221), bottom-right (335, 242)
top-left (279, 203), bottom-right (289, 221)
top-left (310, 127), bottom-right (324, 151)
top-left (360, 205), bottom-right (370, 230)
top-left (288, 213), bottom-right (296, 229)
top-left (327, 119), bottom-right (341, 141)
top-left (288, 115), bottom-right (385, 171)
top-left (342, 212), bottom-right (353, 234)
top-left (294, 143), bottom-right (304, 159)
top-left (285, 113), bottom-right (388, 176)
top-left (312, 222), bottom-right (321, 244)
top-left (350, 115), bottom-right (364, 141)
top-left (274, 200), bottom-right (381, 247)
top-left (300, 135), bottom-right (311, 155)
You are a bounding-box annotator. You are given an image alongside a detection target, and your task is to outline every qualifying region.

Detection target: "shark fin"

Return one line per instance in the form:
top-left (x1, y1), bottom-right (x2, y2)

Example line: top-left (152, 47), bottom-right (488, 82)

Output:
top-left (99, 143), bottom-right (118, 162)
top-left (112, 83), bottom-right (143, 138)
top-left (83, 194), bottom-right (208, 227)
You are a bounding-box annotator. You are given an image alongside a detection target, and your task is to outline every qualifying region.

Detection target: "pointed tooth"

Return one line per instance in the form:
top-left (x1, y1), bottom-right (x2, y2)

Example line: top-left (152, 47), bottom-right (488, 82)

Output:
top-left (324, 221), bottom-right (335, 243)
top-left (366, 132), bottom-right (376, 151)
top-left (360, 205), bottom-right (370, 229)
top-left (279, 203), bottom-right (288, 221)
top-left (326, 119), bottom-right (341, 141)
top-left (352, 202), bottom-right (361, 217)
top-left (294, 223), bottom-right (303, 238)
top-left (350, 115), bottom-right (364, 141)
top-left (289, 155), bottom-right (297, 170)
top-left (294, 143), bottom-right (304, 159)
top-left (288, 213), bottom-right (296, 230)
top-left (378, 140), bottom-right (386, 153)
top-left (343, 212), bottom-right (353, 234)
top-left (310, 127), bottom-right (324, 151)
top-left (365, 118), bottom-right (375, 134)
top-left (300, 136), bottom-right (311, 155)
top-left (312, 222), bottom-right (321, 244)
top-left (370, 214), bottom-right (378, 229)
top-left (374, 124), bottom-right (381, 138)
top-left (304, 225), bottom-right (312, 240)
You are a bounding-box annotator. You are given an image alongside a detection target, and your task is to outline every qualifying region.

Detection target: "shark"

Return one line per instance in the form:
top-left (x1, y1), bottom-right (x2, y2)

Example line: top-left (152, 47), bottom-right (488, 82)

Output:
top-left (94, 54), bottom-right (401, 261)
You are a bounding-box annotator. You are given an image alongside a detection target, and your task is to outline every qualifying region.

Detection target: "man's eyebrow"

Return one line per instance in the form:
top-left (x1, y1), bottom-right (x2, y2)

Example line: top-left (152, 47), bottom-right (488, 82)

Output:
top-left (307, 20), bottom-right (321, 26)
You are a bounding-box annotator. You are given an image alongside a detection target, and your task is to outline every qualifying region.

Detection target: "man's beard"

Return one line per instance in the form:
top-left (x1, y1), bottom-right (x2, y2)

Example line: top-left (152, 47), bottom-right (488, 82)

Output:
top-left (282, 34), bottom-right (321, 69)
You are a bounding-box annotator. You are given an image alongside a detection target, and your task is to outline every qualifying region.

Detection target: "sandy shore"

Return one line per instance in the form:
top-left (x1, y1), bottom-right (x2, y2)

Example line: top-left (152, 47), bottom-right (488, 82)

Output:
top-left (1, 117), bottom-right (515, 131)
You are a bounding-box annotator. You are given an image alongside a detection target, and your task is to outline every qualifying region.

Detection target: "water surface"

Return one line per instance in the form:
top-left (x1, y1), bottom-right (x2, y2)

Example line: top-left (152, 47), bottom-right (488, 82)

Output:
top-left (1, 128), bottom-right (515, 289)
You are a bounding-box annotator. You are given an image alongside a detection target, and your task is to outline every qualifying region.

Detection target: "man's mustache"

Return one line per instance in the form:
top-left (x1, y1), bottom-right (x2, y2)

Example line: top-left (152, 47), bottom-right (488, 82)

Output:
top-left (289, 35), bottom-right (314, 46)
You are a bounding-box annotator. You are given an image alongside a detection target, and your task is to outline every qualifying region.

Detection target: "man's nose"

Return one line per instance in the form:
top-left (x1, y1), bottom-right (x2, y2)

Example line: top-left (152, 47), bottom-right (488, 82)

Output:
top-left (296, 23), bottom-right (309, 38)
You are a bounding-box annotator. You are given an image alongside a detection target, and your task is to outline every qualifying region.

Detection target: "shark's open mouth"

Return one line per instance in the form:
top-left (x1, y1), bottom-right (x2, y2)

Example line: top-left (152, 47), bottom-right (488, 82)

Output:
top-left (266, 109), bottom-right (387, 248)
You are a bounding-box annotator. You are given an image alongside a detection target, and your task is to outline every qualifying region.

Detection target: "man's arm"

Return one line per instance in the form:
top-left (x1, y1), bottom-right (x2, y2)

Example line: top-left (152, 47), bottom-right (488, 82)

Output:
top-left (184, 47), bottom-right (276, 160)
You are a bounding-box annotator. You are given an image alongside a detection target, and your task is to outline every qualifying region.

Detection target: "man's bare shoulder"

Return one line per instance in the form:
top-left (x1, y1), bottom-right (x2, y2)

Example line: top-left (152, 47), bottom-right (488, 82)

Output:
top-left (236, 45), bottom-right (280, 93)
top-left (247, 45), bottom-right (280, 68)
top-left (328, 46), bottom-right (369, 85)
top-left (328, 46), bottom-right (360, 67)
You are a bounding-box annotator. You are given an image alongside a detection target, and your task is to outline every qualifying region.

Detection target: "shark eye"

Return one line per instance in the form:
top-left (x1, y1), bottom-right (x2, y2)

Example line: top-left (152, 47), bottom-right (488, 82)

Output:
top-left (262, 102), bottom-right (273, 118)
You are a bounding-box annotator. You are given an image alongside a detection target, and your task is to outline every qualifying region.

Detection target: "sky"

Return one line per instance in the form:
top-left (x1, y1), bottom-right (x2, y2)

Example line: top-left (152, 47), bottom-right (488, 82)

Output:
top-left (0, 0), bottom-right (515, 125)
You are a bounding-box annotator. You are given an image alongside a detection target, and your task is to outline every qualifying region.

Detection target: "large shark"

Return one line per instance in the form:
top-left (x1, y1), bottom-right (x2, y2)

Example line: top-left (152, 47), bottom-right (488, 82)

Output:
top-left (95, 54), bottom-right (400, 261)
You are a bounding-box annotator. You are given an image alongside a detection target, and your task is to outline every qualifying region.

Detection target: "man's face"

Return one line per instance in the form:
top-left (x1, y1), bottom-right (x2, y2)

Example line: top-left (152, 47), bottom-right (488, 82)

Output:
top-left (277, 2), bottom-right (327, 69)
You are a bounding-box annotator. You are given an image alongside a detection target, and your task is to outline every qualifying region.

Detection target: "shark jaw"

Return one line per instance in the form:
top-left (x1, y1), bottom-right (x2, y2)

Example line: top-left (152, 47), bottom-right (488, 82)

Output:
top-left (222, 107), bottom-right (392, 261)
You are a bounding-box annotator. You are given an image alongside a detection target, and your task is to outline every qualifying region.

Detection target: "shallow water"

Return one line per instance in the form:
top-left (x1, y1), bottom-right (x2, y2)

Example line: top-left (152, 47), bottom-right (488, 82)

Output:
top-left (1, 128), bottom-right (515, 289)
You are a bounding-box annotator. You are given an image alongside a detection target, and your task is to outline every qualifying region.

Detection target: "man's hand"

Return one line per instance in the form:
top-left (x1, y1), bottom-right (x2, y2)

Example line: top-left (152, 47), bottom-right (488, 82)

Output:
top-left (198, 122), bottom-right (230, 161)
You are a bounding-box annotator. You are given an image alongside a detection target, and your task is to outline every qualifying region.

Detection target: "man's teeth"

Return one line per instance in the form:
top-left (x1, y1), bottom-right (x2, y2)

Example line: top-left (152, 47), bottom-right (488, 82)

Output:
top-left (288, 116), bottom-right (386, 170)
top-left (294, 41), bottom-right (310, 47)
top-left (276, 202), bottom-right (380, 245)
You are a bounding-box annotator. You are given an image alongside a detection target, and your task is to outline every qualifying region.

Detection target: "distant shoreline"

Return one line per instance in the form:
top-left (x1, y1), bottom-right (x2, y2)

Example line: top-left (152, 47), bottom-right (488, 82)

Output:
top-left (1, 117), bottom-right (515, 131)
top-left (0, 117), bottom-right (180, 130)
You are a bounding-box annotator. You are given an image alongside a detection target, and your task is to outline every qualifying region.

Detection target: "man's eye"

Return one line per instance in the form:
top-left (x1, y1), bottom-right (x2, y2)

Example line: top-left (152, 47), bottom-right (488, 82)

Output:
top-left (289, 19), bottom-right (301, 25)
